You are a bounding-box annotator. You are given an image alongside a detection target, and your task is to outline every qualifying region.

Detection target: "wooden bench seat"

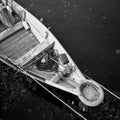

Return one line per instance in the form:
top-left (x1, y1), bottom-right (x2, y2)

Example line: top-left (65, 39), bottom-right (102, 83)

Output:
top-left (0, 22), bottom-right (40, 61)
top-left (9, 34), bottom-right (39, 59)
top-left (0, 22), bottom-right (24, 42)
top-left (15, 42), bottom-right (55, 66)
top-left (0, 29), bottom-right (30, 49)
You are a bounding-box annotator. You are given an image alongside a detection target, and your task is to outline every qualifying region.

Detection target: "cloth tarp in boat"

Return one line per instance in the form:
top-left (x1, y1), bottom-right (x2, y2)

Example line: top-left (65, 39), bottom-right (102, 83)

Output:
top-left (0, 4), bottom-right (15, 27)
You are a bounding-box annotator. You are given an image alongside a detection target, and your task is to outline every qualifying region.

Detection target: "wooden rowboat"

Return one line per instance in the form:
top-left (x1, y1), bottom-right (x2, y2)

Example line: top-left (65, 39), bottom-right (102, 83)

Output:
top-left (0, 0), bottom-right (119, 119)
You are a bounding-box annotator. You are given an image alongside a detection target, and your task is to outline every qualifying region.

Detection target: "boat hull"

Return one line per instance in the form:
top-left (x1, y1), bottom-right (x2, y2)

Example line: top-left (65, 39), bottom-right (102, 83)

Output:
top-left (0, 0), bottom-right (104, 107)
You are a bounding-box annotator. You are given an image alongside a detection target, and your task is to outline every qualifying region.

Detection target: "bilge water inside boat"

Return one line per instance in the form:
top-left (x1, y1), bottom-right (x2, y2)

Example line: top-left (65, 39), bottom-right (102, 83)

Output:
top-left (0, 0), bottom-right (120, 119)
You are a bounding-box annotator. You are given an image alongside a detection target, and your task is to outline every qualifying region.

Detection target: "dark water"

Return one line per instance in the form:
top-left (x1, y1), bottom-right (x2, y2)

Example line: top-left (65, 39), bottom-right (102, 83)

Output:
top-left (16, 0), bottom-right (120, 91)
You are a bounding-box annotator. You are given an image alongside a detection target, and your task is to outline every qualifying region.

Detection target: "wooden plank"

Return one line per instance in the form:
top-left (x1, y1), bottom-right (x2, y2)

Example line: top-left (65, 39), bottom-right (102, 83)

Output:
top-left (0, 22), bottom-right (24, 42)
top-left (3, 32), bottom-right (33, 54)
top-left (11, 43), bottom-right (37, 60)
top-left (0, 29), bottom-right (29, 50)
top-left (9, 36), bottom-right (39, 59)
top-left (15, 42), bottom-right (53, 66)
top-left (4, 32), bottom-right (33, 51)
top-left (0, 29), bottom-right (29, 47)
top-left (6, 34), bottom-right (34, 56)
top-left (13, 36), bottom-right (39, 58)
top-left (0, 28), bottom-right (26, 49)
top-left (7, 34), bottom-right (35, 55)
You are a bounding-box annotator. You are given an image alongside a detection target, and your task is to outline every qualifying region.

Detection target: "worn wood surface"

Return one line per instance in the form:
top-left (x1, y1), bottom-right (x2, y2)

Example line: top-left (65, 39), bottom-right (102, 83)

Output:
top-left (10, 36), bottom-right (39, 59)
top-left (15, 42), bottom-right (54, 66)
top-left (0, 24), bottom-right (39, 60)
top-left (0, 29), bottom-right (30, 49)
top-left (0, 22), bottom-right (24, 42)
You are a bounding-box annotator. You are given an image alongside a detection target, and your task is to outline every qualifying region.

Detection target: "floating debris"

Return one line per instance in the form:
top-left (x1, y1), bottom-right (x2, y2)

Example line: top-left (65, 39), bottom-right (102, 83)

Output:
top-left (73, 5), bottom-right (77, 8)
top-left (42, 114), bottom-right (46, 118)
top-left (63, 14), bottom-right (66, 18)
top-left (88, 7), bottom-right (92, 10)
top-left (104, 35), bottom-right (108, 39)
top-left (40, 18), bottom-right (44, 22)
top-left (87, 17), bottom-right (90, 20)
top-left (30, 4), bottom-right (34, 7)
top-left (32, 85), bottom-right (37, 91)
top-left (47, 10), bottom-right (52, 13)
top-left (100, 25), bottom-right (105, 28)
top-left (60, 0), bottom-right (71, 7)
top-left (27, 109), bottom-right (32, 112)
top-left (26, 77), bottom-right (33, 83)
top-left (102, 16), bottom-right (107, 20)
top-left (67, 1), bottom-right (70, 6)
top-left (116, 49), bottom-right (120, 55)
top-left (64, 10), bottom-right (67, 14)
top-left (24, 109), bottom-right (32, 113)
top-left (71, 101), bottom-right (74, 105)
top-left (20, 89), bottom-right (27, 94)
top-left (36, 106), bottom-right (41, 111)
top-left (48, 26), bottom-right (51, 30)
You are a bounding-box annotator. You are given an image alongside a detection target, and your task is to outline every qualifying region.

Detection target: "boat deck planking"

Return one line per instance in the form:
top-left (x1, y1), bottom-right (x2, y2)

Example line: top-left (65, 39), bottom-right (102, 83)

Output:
top-left (2, 32), bottom-right (33, 53)
top-left (9, 36), bottom-right (38, 59)
top-left (0, 22), bottom-right (39, 60)
top-left (15, 42), bottom-right (53, 66)
top-left (0, 22), bottom-right (24, 42)
top-left (1, 29), bottom-right (30, 49)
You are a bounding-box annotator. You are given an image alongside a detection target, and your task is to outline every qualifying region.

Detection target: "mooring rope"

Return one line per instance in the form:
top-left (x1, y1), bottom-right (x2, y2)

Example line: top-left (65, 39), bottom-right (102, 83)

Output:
top-left (2, 51), bottom-right (120, 119)
top-left (0, 51), bottom-right (87, 120)
top-left (15, 66), bottom-right (87, 120)
top-left (31, 77), bottom-right (87, 120)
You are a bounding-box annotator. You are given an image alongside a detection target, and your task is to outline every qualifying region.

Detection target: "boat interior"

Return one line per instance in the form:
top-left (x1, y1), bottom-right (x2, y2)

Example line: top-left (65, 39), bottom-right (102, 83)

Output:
top-left (0, 1), bottom-right (106, 107)
top-left (0, 3), bottom-right (78, 89)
